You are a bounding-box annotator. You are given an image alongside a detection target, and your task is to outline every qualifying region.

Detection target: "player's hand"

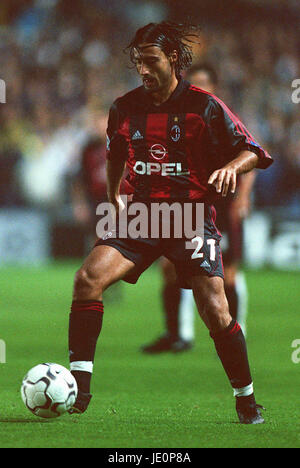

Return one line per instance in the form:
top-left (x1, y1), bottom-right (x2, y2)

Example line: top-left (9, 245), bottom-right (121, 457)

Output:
top-left (208, 167), bottom-right (237, 197)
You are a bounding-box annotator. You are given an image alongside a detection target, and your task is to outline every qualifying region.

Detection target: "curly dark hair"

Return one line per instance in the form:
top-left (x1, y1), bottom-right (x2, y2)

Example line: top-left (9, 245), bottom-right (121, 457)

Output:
top-left (125, 21), bottom-right (201, 77)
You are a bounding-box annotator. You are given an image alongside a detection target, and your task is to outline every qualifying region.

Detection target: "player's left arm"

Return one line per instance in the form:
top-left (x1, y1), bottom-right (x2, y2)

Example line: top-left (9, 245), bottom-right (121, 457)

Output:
top-left (208, 150), bottom-right (258, 197)
top-left (206, 97), bottom-right (273, 198)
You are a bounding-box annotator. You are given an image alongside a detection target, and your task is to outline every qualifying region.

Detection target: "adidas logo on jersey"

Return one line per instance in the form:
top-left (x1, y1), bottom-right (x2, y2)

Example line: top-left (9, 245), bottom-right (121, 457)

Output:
top-left (132, 130), bottom-right (143, 140)
top-left (200, 260), bottom-right (210, 268)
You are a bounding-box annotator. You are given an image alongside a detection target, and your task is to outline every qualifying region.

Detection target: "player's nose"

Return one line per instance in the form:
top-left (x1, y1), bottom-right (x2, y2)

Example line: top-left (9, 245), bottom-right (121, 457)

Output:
top-left (138, 62), bottom-right (150, 76)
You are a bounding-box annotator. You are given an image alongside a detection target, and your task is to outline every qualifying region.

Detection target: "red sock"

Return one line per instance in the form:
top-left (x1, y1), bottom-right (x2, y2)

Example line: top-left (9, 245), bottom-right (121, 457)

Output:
top-left (69, 300), bottom-right (104, 393)
top-left (210, 319), bottom-right (253, 390)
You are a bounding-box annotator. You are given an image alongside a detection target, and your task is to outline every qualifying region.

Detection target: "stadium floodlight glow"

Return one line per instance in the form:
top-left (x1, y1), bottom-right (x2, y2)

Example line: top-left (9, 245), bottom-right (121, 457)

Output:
top-left (0, 79), bottom-right (6, 104)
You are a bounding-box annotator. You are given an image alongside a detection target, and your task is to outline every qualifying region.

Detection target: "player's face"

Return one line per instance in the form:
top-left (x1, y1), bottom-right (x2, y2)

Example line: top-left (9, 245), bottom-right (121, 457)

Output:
top-left (188, 71), bottom-right (215, 94)
top-left (133, 44), bottom-right (176, 93)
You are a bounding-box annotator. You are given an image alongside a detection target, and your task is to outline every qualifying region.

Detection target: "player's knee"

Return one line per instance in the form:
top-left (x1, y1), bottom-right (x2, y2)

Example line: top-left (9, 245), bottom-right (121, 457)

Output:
top-left (73, 268), bottom-right (103, 300)
top-left (206, 294), bottom-right (225, 316)
top-left (205, 294), bottom-right (231, 330)
top-left (73, 268), bottom-right (93, 296)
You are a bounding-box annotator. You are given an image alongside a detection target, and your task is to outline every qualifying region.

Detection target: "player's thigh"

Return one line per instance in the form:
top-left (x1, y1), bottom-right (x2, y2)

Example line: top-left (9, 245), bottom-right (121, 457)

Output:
top-left (75, 245), bottom-right (136, 293)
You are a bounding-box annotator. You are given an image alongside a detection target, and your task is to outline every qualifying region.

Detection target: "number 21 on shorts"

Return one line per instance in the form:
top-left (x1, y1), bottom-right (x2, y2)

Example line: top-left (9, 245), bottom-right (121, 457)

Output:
top-left (191, 236), bottom-right (216, 261)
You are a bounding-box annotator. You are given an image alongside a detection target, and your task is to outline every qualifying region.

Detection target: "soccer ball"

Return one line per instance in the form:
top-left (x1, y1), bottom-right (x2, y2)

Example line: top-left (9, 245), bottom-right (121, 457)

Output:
top-left (21, 363), bottom-right (78, 419)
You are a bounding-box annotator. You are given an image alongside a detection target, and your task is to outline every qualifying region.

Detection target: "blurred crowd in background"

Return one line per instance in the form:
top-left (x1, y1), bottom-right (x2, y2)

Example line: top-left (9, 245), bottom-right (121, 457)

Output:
top-left (0, 0), bottom-right (299, 219)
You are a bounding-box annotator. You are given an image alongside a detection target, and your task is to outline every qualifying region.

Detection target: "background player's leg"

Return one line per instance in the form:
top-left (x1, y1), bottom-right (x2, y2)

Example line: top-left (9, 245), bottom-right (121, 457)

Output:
top-left (178, 289), bottom-right (195, 343)
top-left (69, 245), bottom-right (135, 412)
top-left (235, 271), bottom-right (248, 337)
top-left (224, 263), bottom-right (239, 321)
top-left (191, 275), bottom-right (263, 424)
top-left (161, 258), bottom-right (181, 341)
top-left (224, 263), bottom-right (248, 336)
top-left (141, 258), bottom-right (193, 353)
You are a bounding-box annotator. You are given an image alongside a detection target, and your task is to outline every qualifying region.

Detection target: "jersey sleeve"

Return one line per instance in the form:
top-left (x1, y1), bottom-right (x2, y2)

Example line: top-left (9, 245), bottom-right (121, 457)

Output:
top-left (207, 96), bottom-right (273, 169)
top-left (106, 100), bottom-right (128, 162)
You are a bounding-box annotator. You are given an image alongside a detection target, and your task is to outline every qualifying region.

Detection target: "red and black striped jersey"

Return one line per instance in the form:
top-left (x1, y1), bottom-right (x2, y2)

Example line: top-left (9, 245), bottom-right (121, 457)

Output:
top-left (106, 79), bottom-right (273, 202)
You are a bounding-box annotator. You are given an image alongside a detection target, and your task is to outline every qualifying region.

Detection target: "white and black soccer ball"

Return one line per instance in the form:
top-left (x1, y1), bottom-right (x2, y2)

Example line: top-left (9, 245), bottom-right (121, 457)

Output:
top-left (21, 363), bottom-right (78, 419)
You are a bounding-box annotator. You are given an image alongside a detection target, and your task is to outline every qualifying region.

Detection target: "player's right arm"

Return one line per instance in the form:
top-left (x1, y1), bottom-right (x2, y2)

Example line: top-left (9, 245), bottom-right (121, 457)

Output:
top-left (106, 159), bottom-right (126, 212)
top-left (106, 101), bottom-right (128, 212)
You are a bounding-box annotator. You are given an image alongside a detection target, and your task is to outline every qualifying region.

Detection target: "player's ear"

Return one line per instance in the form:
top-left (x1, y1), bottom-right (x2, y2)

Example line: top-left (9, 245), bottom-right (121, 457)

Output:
top-left (169, 50), bottom-right (178, 65)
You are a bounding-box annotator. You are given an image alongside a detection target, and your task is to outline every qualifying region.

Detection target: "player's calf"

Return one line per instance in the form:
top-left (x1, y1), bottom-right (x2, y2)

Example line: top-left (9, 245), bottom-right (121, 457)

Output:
top-left (69, 299), bottom-right (104, 408)
top-left (210, 320), bottom-right (265, 424)
top-left (192, 276), bottom-right (264, 424)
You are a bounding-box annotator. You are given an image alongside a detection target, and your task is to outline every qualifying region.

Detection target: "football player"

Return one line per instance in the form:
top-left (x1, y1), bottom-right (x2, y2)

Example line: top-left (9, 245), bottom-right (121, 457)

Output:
top-left (68, 22), bottom-right (272, 423)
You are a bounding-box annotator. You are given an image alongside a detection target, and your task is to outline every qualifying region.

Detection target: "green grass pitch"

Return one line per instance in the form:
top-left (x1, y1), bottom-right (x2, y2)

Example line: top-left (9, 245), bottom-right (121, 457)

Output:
top-left (0, 261), bottom-right (299, 448)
